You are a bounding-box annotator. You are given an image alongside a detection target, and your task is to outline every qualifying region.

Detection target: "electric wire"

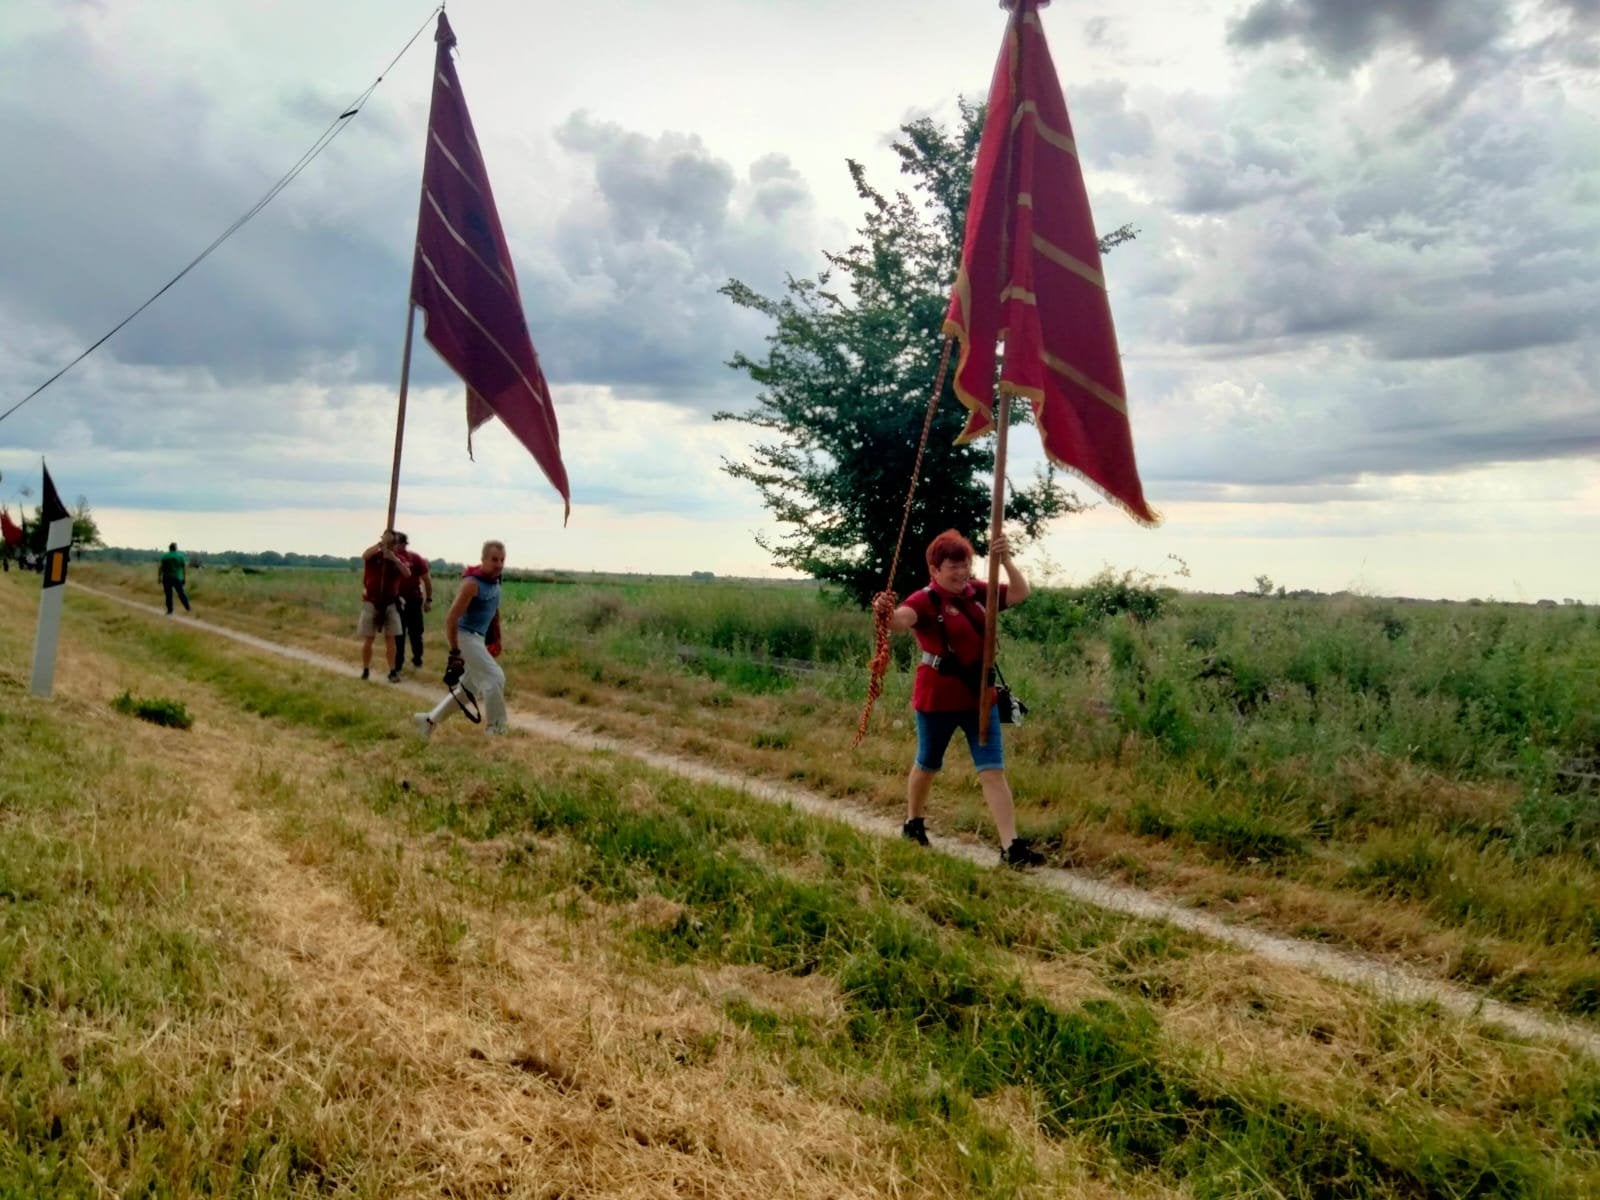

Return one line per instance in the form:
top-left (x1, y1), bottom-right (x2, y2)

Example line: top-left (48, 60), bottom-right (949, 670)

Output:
top-left (0, 4), bottom-right (443, 429)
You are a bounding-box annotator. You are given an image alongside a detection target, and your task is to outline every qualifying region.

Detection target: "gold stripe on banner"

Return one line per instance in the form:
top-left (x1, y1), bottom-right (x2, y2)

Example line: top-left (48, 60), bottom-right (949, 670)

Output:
top-left (1010, 101), bottom-right (1078, 158)
top-left (45, 548), bottom-right (69, 586)
top-left (1032, 234), bottom-right (1106, 289)
top-left (1043, 351), bottom-right (1128, 416)
top-left (1000, 285), bottom-right (1038, 306)
top-left (415, 249), bottom-right (551, 413)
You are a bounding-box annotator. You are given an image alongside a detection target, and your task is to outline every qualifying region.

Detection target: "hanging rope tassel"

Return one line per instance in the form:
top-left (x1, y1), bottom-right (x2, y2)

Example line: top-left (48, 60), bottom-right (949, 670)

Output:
top-left (852, 338), bottom-right (953, 748)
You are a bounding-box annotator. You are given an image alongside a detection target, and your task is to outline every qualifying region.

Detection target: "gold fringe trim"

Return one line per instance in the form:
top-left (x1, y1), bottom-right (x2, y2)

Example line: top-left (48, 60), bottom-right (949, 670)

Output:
top-left (942, 316), bottom-right (997, 444)
top-left (998, 381), bottom-right (1162, 527)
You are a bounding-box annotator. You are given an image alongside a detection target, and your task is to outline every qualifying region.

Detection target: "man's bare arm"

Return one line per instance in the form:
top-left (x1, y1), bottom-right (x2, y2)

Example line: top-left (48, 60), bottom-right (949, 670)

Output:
top-left (444, 578), bottom-right (478, 651)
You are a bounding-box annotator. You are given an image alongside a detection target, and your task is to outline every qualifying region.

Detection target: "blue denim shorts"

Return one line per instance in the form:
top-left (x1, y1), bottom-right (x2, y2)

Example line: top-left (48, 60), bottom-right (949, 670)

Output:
top-left (915, 705), bottom-right (1005, 773)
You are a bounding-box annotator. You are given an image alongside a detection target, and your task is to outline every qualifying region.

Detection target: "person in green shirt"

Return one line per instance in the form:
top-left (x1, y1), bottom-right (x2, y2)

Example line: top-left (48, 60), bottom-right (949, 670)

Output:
top-left (158, 542), bottom-right (191, 615)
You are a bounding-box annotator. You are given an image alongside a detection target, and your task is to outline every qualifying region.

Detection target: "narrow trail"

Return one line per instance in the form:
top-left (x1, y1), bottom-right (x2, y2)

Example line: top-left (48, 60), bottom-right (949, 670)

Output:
top-left (79, 583), bottom-right (1600, 1061)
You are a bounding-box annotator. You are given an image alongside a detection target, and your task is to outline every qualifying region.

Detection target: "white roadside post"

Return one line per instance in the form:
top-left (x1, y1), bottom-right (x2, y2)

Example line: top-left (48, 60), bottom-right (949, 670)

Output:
top-left (29, 464), bottom-right (73, 698)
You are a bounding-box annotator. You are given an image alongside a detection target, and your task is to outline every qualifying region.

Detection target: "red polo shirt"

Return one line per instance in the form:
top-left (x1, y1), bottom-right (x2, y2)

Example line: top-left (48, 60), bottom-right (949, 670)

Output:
top-left (905, 580), bottom-right (1008, 712)
top-left (362, 555), bottom-right (405, 606)
top-left (395, 549), bottom-right (430, 600)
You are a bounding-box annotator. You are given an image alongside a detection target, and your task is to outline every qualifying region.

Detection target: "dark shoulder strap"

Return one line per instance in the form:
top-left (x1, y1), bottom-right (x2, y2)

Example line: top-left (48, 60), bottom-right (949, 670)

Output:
top-left (923, 587), bottom-right (954, 658)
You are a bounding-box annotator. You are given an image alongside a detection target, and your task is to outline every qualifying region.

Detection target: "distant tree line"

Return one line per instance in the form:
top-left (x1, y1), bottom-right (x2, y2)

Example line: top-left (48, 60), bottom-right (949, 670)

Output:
top-left (81, 546), bottom-right (455, 573)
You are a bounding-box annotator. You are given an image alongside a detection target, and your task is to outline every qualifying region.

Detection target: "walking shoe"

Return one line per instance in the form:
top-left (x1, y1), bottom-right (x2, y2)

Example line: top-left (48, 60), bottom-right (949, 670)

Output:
top-left (387, 668), bottom-right (403, 683)
top-left (485, 723), bottom-right (510, 737)
top-left (901, 817), bottom-right (930, 847)
top-left (412, 657), bottom-right (423, 668)
top-left (411, 713), bottom-right (434, 741)
top-left (1000, 837), bottom-right (1046, 869)
top-left (360, 667), bottom-right (370, 680)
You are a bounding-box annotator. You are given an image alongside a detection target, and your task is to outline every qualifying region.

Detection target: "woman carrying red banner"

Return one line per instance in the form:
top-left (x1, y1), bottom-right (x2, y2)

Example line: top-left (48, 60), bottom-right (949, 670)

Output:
top-left (873, 529), bottom-right (1045, 868)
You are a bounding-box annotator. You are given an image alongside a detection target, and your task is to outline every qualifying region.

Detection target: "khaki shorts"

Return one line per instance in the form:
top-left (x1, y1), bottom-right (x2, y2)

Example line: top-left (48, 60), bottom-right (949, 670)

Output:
top-left (356, 600), bottom-right (402, 638)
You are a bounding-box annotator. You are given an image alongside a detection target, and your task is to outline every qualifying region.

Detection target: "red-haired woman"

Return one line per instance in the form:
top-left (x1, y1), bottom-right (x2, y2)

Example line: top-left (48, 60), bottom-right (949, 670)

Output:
top-left (874, 529), bottom-right (1045, 867)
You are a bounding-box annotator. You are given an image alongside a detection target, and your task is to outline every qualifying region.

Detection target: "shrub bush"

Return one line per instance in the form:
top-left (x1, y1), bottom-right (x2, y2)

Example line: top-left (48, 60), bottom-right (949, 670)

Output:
top-left (111, 691), bottom-right (193, 730)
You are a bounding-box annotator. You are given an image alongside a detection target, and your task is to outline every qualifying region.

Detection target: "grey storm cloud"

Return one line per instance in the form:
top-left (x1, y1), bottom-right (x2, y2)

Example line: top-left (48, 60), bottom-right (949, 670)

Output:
top-left (1369, 298), bottom-right (1595, 360)
top-left (1135, 46), bottom-right (1600, 366)
top-left (1128, 321), bottom-right (1600, 494)
top-left (1171, 140), bottom-right (1310, 215)
top-left (1106, 16), bottom-right (1600, 494)
top-left (0, 15), bottom-right (826, 520)
top-left (518, 111), bottom-right (819, 402)
top-left (1227, 0), bottom-right (1510, 70)
top-left (1063, 81), bottom-right (1155, 164)
top-left (0, 23), bottom-right (421, 395)
top-left (1228, 0), bottom-right (1600, 73)
top-left (0, 18), bottom-right (824, 436)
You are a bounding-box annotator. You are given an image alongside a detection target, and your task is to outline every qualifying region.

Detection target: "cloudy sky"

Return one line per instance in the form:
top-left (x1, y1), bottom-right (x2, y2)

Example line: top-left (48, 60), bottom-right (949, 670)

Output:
top-left (2, 0), bottom-right (1597, 601)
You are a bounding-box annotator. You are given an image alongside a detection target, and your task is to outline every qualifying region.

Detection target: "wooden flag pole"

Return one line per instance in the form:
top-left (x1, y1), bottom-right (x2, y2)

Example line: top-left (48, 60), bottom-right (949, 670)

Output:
top-left (977, 391), bottom-right (1011, 746)
top-left (385, 302), bottom-right (418, 533)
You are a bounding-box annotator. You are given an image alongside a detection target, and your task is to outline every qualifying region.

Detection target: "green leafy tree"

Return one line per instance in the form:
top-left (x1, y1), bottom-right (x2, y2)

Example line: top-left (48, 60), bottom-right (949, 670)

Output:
top-left (717, 103), bottom-right (1135, 606)
top-left (26, 495), bottom-right (104, 555)
top-left (70, 498), bottom-right (103, 550)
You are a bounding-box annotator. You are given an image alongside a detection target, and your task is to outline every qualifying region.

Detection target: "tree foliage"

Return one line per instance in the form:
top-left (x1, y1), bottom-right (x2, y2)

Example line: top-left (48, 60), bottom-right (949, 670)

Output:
top-left (21, 495), bottom-right (104, 555)
top-left (717, 103), bottom-right (1135, 606)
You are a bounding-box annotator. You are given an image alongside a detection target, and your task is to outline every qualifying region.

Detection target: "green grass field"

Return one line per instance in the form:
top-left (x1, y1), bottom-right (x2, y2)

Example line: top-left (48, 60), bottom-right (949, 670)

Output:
top-left (84, 561), bottom-right (1600, 1017)
top-left (5, 564), bottom-right (1594, 1196)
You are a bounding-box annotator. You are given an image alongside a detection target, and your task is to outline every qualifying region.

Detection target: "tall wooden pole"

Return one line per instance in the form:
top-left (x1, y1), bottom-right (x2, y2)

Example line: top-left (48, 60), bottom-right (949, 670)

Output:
top-left (385, 303), bottom-right (418, 533)
top-left (977, 391), bottom-right (1011, 745)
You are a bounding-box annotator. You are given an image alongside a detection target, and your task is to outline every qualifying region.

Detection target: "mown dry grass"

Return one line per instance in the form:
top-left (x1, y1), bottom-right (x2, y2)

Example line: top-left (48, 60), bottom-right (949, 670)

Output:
top-left (6, 573), bottom-right (1600, 1196)
top-left (73, 562), bottom-right (1600, 1023)
top-left (0, 580), bottom-right (1032, 1197)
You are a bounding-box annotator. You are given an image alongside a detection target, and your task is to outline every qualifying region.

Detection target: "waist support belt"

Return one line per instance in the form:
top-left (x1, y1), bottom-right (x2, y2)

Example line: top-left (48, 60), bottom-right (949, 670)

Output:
top-left (921, 650), bottom-right (989, 682)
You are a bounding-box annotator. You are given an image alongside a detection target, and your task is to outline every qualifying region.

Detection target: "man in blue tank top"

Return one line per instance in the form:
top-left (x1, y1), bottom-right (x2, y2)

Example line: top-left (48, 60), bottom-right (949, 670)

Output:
top-left (413, 539), bottom-right (509, 738)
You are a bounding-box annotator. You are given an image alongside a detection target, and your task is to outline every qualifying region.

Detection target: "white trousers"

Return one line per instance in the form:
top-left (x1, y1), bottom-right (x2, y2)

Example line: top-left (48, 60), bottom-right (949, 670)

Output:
top-left (427, 631), bottom-right (507, 732)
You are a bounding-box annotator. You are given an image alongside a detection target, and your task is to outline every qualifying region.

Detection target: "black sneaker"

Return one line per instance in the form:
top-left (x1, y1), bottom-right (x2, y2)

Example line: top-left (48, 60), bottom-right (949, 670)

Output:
top-left (901, 817), bottom-right (930, 847)
top-left (360, 667), bottom-right (370, 680)
top-left (387, 668), bottom-right (403, 683)
top-left (1001, 837), bottom-right (1046, 869)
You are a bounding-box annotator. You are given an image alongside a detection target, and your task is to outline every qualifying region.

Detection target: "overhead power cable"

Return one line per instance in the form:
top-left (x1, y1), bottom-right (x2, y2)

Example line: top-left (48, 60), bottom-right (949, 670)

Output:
top-left (0, 4), bottom-right (443, 429)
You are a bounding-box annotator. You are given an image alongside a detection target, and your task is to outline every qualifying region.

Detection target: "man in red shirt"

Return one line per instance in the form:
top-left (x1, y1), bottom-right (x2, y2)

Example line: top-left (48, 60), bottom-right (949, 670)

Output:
top-left (390, 531), bottom-right (434, 674)
top-left (874, 528), bottom-right (1044, 867)
top-left (357, 530), bottom-right (411, 681)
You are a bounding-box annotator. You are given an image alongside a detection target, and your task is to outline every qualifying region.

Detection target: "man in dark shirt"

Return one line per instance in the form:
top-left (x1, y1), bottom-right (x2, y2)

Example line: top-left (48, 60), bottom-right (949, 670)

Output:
top-left (390, 532), bottom-right (434, 674)
top-left (158, 542), bottom-right (191, 614)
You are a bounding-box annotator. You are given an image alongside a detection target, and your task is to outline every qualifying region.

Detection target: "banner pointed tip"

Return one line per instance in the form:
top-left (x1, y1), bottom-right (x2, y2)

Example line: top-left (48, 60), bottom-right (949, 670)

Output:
top-left (40, 462), bottom-right (68, 525)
